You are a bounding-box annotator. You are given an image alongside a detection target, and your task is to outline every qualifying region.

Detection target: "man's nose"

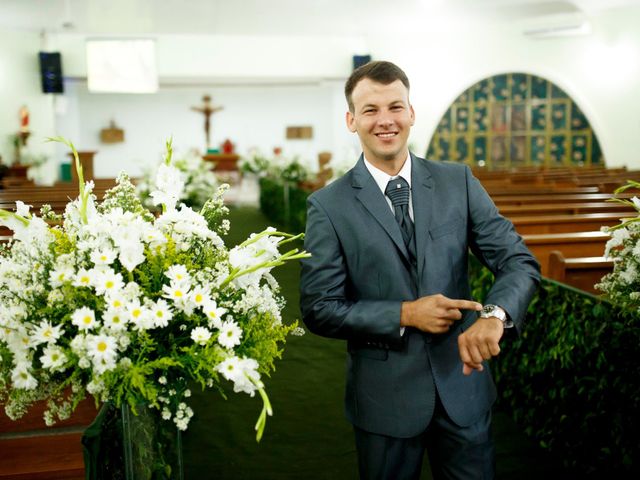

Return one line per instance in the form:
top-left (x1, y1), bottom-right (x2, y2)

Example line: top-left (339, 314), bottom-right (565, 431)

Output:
top-left (376, 113), bottom-right (394, 127)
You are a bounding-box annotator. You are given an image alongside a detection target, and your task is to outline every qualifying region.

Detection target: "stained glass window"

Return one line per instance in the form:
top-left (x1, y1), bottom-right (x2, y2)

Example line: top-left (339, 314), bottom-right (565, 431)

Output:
top-left (426, 73), bottom-right (604, 167)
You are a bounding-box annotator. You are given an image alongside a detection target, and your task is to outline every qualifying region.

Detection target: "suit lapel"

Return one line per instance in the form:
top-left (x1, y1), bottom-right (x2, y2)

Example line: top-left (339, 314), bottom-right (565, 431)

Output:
top-left (352, 157), bottom-right (410, 262)
top-left (410, 154), bottom-right (434, 281)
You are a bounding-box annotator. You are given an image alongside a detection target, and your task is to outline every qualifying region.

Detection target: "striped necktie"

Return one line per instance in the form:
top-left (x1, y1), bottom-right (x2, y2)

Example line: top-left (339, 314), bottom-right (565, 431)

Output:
top-left (385, 176), bottom-right (416, 264)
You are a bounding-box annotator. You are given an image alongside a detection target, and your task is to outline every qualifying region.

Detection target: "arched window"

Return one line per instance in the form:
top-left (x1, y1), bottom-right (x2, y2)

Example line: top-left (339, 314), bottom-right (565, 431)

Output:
top-left (426, 73), bottom-right (603, 168)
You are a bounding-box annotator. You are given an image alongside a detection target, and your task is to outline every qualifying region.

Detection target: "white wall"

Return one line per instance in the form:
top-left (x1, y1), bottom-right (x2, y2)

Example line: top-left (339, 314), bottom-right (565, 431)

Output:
top-left (56, 80), bottom-right (348, 177)
top-left (0, 28), bottom-right (57, 178)
top-left (3, 4), bottom-right (640, 180)
top-left (54, 33), bottom-right (362, 81)
top-left (50, 33), bottom-right (364, 178)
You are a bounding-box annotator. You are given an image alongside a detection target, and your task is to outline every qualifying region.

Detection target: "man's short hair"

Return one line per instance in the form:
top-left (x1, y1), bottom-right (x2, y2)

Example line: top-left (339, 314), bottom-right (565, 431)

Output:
top-left (344, 61), bottom-right (410, 112)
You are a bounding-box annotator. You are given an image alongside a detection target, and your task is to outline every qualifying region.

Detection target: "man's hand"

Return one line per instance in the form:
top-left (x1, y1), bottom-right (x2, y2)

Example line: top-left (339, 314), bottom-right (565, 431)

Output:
top-left (457, 317), bottom-right (504, 376)
top-left (401, 294), bottom-right (482, 334)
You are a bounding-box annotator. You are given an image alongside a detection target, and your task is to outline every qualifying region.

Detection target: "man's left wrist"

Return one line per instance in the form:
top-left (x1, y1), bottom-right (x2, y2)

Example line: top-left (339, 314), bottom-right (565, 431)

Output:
top-left (480, 304), bottom-right (513, 328)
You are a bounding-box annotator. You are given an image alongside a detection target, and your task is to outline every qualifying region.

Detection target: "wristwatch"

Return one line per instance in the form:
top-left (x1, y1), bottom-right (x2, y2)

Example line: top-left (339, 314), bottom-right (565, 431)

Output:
top-left (480, 304), bottom-right (513, 328)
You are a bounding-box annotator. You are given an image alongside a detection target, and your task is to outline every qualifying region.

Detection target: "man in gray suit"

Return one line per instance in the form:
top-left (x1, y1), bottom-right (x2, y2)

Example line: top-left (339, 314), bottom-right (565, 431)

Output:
top-left (299, 61), bottom-right (540, 479)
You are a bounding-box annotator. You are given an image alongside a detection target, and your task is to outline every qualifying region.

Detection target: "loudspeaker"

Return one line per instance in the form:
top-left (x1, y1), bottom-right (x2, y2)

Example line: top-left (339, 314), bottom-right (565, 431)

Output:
top-left (352, 55), bottom-right (371, 70)
top-left (38, 52), bottom-right (64, 94)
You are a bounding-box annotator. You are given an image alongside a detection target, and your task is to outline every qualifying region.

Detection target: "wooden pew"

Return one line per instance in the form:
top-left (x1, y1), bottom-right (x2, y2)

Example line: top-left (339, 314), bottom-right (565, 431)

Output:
top-left (489, 171), bottom-right (635, 193)
top-left (510, 212), bottom-right (635, 235)
top-left (0, 397), bottom-right (99, 479)
top-left (486, 186), bottom-right (601, 195)
top-left (522, 231), bottom-right (609, 275)
top-left (0, 188), bottom-right (108, 214)
top-left (492, 193), bottom-right (634, 206)
top-left (499, 202), bottom-right (633, 217)
top-left (547, 250), bottom-right (613, 294)
top-left (0, 178), bottom-right (133, 214)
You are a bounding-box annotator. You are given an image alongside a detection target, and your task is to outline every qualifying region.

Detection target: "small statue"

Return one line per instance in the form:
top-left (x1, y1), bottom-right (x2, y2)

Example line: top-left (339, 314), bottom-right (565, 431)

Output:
top-left (191, 95), bottom-right (224, 150)
top-left (222, 139), bottom-right (234, 154)
top-left (17, 105), bottom-right (31, 149)
top-left (19, 105), bottom-right (30, 133)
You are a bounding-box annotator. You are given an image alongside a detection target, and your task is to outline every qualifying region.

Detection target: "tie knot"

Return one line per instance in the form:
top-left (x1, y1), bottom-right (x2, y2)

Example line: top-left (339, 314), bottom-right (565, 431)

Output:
top-left (385, 177), bottom-right (410, 207)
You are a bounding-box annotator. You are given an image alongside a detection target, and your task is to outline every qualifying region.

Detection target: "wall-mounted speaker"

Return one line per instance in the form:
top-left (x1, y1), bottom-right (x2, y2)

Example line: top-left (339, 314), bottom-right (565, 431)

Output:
top-left (38, 52), bottom-right (64, 94)
top-left (352, 55), bottom-right (372, 71)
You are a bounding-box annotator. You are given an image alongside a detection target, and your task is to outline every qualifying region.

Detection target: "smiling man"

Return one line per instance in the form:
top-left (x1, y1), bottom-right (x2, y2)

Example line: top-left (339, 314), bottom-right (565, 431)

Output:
top-left (300, 61), bottom-right (540, 479)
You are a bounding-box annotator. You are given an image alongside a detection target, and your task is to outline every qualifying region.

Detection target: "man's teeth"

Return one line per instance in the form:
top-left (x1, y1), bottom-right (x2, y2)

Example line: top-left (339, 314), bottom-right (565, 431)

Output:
top-left (376, 133), bottom-right (396, 138)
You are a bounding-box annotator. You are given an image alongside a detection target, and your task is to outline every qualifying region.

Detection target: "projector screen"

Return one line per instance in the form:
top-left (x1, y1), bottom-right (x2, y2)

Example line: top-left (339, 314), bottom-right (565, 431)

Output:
top-left (86, 39), bottom-right (158, 93)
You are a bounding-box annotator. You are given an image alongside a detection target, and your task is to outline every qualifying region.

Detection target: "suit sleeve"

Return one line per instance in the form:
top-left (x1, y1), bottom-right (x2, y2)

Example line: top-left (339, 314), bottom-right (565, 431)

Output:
top-left (299, 195), bottom-right (403, 347)
top-left (465, 166), bottom-right (541, 332)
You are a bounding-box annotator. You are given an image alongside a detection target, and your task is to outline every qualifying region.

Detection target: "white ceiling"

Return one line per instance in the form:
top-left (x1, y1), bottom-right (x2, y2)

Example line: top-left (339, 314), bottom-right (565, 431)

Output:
top-left (0, 0), bottom-right (638, 36)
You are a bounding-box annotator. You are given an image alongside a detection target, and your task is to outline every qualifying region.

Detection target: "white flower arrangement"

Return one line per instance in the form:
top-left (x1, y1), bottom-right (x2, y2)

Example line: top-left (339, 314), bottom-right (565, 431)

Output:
top-left (137, 145), bottom-right (219, 211)
top-left (0, 137), bottom-right (309, 440)
top-left (269, 153), bottom-right (311, 183)
top-left (596, 180), bottom-right (640, 310)
top-left (239, 148), bottom-right (270, 177)
top-left (239, 148), bottom-right (311, 183)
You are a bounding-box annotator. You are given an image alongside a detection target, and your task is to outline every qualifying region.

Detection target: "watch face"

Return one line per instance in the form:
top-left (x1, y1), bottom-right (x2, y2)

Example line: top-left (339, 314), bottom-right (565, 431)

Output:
top-left (481, 304), bottom-right (506, 322)
top-left (482, 305), bottom-right (494, 315)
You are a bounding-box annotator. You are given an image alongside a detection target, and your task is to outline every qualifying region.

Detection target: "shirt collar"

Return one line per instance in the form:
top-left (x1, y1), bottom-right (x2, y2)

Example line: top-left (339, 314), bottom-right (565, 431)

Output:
top-left (363, 152), bottom-right (412, 196)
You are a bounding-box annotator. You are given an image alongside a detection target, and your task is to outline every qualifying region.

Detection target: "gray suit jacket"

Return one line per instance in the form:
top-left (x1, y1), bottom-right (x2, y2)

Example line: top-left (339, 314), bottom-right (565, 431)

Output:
top-left (300, 154), bottom-right (540, 438)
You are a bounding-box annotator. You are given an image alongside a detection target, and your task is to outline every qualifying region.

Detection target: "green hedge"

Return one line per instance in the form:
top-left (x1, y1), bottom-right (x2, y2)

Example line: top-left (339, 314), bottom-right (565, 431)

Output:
top-left (258, 179), bottom-right (639, 474)
top-left (258, 177), bottom-right (310, 234)
top-left (470, 257), bottom-right (639, 474)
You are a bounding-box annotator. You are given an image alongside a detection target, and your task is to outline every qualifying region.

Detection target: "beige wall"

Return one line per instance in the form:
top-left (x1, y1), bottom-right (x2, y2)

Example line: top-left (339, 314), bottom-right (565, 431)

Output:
top-left (1, 4), bottom-right (639, 177)
top-left (0, 29), bottom-right (57, 171)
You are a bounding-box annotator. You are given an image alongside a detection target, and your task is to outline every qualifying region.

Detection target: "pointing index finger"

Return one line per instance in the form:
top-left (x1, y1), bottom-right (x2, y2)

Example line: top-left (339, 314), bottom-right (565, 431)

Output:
top-left (444, 298), bottom-right (482, 311)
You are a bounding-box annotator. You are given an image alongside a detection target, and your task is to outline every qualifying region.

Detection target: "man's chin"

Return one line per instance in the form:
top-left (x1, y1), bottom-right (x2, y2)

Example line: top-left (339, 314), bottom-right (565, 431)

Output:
top-left (373, 149), bottom-right (405, 163)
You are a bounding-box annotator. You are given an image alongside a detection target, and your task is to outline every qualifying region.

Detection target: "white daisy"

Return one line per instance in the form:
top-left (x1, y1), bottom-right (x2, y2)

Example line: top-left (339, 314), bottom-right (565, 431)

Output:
top-left (92, 356), bottom-right (117, 375)
top-left (71, 307), bottom-right (98, 331)
top-left (93, 269), bottom-right (124, 296)
top-left (73, 268), bottom-right (94, 288)
top-left (142, 226), bottom-right (167, 249)
top-left (31, 320), bottom-right (63, 345)
top-left (40, 345), bottom-right (67, 371)
top-left (11, 365), bottom-right (37, 390)
top-left (217, 320), bottom-right (242, 349)
top-left (125, 300), bottom-right (151, 330)
top-left (202, 300), bottom-right (227, 329)
top-left (90, 248), bottom-right (117, 266)
top-left (102, 308), bottom-right (128, 331)
top-left (150, 299), bottom-right (173, 328)
top-left (48, 266), bottom-right (75, 288)
top-left (86, 334), bottom-right (118, 362)
top-left (162, 281), bottom-right (192, 304)
top-left (191, 326), bottom-right (212, 345)
top-left (216, 356), bottom-right (242, 382)
top-left (165, 265), bottom-right (190, 284)
top-left (105, 293), bottom-right (126, 311)
top-left (190, 285), bottom-right (210, 309)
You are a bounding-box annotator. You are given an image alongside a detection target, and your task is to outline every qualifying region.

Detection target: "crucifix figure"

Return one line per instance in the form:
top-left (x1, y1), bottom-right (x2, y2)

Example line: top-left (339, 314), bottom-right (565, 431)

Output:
top-left (191, 95), bottom-right (224, 150)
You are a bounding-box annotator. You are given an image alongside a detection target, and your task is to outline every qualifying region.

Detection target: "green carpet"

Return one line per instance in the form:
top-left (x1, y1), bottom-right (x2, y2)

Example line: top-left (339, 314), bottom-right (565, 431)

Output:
top-left (182, 207), bottom-right (572, 479)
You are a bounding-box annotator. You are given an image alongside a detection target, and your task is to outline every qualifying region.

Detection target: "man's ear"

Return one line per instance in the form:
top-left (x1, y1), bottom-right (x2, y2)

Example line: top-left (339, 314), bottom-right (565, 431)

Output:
top-left (410, 104), bottom-right (416, 126)
top-left (346, 110), bottom-right (357, 133)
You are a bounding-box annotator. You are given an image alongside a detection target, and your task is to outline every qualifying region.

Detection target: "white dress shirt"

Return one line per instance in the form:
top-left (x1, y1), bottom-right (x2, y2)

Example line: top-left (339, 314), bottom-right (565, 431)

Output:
top-left (363, 153), bottom-right (413, 336)
top-left (363, 153), bottom-right (414, 220)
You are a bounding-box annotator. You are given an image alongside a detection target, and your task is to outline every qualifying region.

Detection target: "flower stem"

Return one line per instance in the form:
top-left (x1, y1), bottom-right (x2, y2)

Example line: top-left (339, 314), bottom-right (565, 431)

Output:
top-left (253, 383), bottom-right (272, 442)
top-left (47, 136), bottom-right (88, 224)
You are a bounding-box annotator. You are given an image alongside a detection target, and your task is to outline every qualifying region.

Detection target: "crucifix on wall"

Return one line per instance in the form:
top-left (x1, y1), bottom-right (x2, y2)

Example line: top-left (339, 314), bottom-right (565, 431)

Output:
top-left (191, 95), bottom-right (224, 151)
